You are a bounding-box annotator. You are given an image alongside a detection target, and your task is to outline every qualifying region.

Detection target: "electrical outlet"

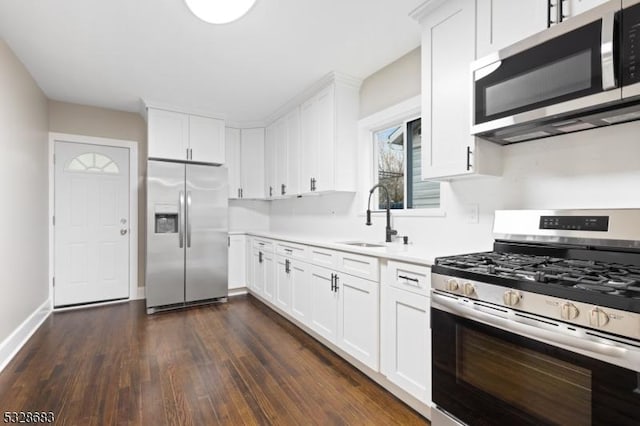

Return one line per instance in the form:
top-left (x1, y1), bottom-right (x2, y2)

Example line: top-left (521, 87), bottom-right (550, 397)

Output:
top-left (467, 204), bottom-right (479, 224)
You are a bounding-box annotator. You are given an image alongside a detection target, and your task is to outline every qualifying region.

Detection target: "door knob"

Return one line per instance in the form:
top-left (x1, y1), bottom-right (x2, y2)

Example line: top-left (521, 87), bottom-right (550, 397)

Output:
top-left (120, 229), bottom-right (128, 235)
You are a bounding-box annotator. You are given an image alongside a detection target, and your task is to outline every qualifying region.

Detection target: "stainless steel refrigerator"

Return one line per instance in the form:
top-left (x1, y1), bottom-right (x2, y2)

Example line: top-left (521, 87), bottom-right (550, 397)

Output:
top-left (146, 160), bottom-right (228, 313)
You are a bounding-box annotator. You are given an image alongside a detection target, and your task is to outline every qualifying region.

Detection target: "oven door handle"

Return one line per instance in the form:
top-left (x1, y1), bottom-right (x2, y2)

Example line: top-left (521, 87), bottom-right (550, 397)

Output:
top-left (432, 293), bottom-right (627, 358)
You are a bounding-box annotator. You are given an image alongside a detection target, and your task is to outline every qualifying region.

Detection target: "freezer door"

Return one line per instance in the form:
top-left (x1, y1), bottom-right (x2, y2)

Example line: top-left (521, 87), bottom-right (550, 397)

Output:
top-left (146, 161), bottom-right (185, 308)
top-left (185, 164), bottom-right (229, 302)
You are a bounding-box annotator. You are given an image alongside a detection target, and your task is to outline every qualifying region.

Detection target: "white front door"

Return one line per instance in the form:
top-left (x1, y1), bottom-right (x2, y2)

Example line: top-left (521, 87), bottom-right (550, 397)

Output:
top-left (54, 141), bottom-right (130, 307)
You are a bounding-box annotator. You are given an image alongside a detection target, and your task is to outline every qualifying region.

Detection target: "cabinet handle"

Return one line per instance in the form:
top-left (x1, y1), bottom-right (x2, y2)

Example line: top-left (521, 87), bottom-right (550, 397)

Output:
top-left (310, 178), bottom-right (313, 191)
top-left (466, 146), bottom-right (472, 171)
top-left (269, 186), bottom-right (273, 197)
top-left (285, 259), bottom-right (290, 274)
top-left (398, 275), bottom-right (420, 284)
top-left (186, 148), bottom-right (190, 160)
top-left (311, 178), bottom-right (316, 191)
top-left (259, 251), bottom-right (263, 263)
top-left (284, 248), bottom-right (293, 254)
top-left (190, 148), bottom-right (193, 160)
top-left (281, 184), bottom-right (286, 195)
top-left (330, 273), bottom-right (335, 291)
top-left (240, 188), bottom-right (244, 198)
top-left (334, 274), bottom-right (339, 292)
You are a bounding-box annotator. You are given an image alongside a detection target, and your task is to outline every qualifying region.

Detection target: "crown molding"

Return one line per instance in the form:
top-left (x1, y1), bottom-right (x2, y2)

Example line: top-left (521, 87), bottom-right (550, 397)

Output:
top-left (409, 0), bottom-right (448, 23)
top-left (139, 98), bottom-right (227, 122)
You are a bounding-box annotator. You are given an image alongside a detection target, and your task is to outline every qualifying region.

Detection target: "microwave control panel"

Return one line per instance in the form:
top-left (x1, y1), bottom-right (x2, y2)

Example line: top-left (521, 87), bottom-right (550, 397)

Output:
top-left (622, 3), bottom-right (640, 86)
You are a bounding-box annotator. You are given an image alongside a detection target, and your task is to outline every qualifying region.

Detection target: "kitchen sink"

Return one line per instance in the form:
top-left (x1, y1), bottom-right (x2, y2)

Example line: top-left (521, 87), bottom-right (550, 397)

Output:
top-left (339, 241), bottom-right (386, 248)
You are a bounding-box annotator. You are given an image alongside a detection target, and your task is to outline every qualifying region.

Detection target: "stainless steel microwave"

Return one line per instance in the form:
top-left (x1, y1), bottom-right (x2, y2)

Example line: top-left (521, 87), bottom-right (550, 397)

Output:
top-left (471, 0), bottom-right (640, 144)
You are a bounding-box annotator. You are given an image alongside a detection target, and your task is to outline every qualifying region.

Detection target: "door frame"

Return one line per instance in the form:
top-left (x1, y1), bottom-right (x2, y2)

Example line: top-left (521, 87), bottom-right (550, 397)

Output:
top-left (48, 132), bottom-right (139, 310)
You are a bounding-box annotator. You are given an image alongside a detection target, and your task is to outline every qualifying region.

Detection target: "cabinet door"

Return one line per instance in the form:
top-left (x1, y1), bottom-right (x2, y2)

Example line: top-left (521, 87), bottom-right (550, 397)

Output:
top-left (314, 85), bottom-right (335, 192)
top-left (189, 115), bottom-right (225, 164)
top-left (476, 0), bottom-right (548, 58)
top-left (275, 118), bottom-right (288, 196)
top-left (251, 248), bottom-right (264, 295)
top-left (225, 128), bottom-right (242, 199)
top-left (309, 265), bottom-right (339, 342)
top-left (245, 237), bottom-right (253, 289)
top-left (290, 260), bottom-right (312, 326)
top-left (381, 286), bottom-right (430, 404)
top-left (228, 235), bottom-right (246, 290)
top-left (336, 273), bottom-right (379, 370)
top-left (264, 123), bottom-right (276, 199)
top-left (421, 0), bottom-right (477, 179)
top-left (564, 0), bottom-right (609, 18)
top-left (300, 97), bottom-right (319, 194)
top-left (240, 128), bottom-right (265, 199)
top-left (147, 108), bottom-right (189, 161)
top-left (262, 250), bottom-right (276, 302)
top-left (275, 255), bottom-right (291, 312)
top-left (285, 108), bottom-right (301, 196)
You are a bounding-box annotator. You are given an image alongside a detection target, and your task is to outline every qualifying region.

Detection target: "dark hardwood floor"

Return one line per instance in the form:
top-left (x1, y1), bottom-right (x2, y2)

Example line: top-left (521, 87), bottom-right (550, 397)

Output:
top-left (0, 295), bottom-right (428, 425)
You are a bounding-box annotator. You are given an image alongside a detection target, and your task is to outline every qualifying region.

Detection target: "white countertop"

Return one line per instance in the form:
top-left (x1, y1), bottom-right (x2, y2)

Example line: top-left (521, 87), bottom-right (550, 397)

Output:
top-left (229, 230), bottom-right (466, 266)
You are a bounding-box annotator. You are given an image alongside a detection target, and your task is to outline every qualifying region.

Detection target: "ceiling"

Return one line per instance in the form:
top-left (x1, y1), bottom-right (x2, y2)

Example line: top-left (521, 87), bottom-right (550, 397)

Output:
top-left (0, 0), bottom-right (424, 124)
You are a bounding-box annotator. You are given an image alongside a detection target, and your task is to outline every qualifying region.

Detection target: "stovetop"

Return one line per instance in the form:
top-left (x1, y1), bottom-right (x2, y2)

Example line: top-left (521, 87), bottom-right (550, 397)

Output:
top-left (432, 247), bottom-right (640, 314)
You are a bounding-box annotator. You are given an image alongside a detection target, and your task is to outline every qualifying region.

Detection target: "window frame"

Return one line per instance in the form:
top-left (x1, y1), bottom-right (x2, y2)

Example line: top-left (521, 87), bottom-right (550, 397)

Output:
top-left (358, 96), bottom-right (445, 219)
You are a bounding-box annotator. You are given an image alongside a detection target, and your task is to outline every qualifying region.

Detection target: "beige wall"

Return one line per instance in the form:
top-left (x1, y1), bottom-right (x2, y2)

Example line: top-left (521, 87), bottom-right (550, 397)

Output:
top-left (359, 47), bottom-right (421, 118)
top-left (0, 40), bottom-right (49, 344)
top-left (49, 101), bottom-right (148, 288)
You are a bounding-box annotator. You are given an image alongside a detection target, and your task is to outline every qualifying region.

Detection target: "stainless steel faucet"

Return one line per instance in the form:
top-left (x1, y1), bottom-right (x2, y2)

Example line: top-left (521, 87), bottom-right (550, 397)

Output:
top-left (366, 184), bottom-right (397, 243)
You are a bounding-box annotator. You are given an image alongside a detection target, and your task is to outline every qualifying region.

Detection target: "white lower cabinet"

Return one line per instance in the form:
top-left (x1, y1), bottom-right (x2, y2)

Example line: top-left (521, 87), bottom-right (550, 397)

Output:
top-left (309, 264), bottom-right (379, 370)
top-left (251, 246), bottom-right (275, 301)
top-left (290, 260), bottom-right (312, 326)
top-left (310, 265), bottom-right (339, 342)
top-left (382, 285), bottom-right (431, 404)
top-left (336, 272), bottom-right (379, 370)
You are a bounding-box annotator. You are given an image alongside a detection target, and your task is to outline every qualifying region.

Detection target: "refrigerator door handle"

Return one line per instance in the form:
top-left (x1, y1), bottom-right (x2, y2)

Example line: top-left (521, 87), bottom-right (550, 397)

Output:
top-left (186, 191), bottom-right (192, 248)
top-left (178, 191), bottom-right (185, 248)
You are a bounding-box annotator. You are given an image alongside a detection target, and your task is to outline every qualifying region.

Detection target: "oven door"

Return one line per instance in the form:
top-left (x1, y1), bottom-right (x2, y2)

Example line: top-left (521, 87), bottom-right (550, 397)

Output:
top-left (471, 2), bottom-right (621, 138)
top-left (431, 292), bottom-right (640, 426)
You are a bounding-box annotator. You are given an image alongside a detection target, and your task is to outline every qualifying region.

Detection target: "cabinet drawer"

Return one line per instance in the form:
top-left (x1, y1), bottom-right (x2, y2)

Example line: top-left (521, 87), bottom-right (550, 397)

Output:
top-left (276, 241), bottom-right (307, 260)
top-left (252, 238), bottom-right (274, 252)
top-left (337, 252), bottom-right (379, 282)
top-left (309, 246), bottom-right (337, 268)
top-left (387, 261), bottom-right (430, 295)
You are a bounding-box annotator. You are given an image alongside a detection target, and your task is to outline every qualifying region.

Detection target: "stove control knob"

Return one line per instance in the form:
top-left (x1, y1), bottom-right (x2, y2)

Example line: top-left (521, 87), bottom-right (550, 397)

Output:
top-left (503, 290), bottom-right (522, 307)
top-left (560, 302), bottom-right (579, 321)
top-left (589, 308), bottom-right (609, 328)
top-left (446, 279), bottom-right (460, 292)
top-left (463, 282), bottom-right (476, 297)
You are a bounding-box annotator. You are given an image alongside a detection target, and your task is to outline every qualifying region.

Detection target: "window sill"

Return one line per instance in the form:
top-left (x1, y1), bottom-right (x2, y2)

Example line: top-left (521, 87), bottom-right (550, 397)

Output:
top-left (357, 208), bottom-right (446, 218)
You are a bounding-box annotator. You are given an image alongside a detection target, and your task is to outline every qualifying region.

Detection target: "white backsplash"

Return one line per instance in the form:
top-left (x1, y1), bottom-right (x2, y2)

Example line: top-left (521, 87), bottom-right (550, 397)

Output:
top-left (269, 120), bottom-right (640, 256)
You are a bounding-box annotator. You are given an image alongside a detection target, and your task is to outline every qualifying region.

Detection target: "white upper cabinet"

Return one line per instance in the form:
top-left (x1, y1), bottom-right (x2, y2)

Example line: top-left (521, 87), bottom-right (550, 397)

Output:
top-left (147, 108), bottom-right (189, 160)
top-left (189, 114), bottom-right (225, 164)
top-left (264, 123), bottom-right (277, 199)
top-left (240, 128), bottom-right (265, 199)
top-left (225, 127), bottom-right (265, 199)
top-left (147, 107), bottom-right (224, 164)
top-left (299, 79), bottom-right (359, 194)
top-left (285, 108), bottom-right (301, 196)
top-left (476, 0), bottom-right (548, 58)
top-left (414, 0), bottom-right (502, 180)
top-left (563, 0), bottom-right (610, 19)
top-left (225, 128), bottom-right (242, 199)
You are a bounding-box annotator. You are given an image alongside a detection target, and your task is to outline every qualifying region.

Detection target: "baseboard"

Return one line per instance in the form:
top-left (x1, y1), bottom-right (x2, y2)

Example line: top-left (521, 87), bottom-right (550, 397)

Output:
top-left (228, 287), bottom-right (248, 297)
top-left (0, 299), bottom-right (51, 373)
top-left (135, 286), bottom-right (145, 300)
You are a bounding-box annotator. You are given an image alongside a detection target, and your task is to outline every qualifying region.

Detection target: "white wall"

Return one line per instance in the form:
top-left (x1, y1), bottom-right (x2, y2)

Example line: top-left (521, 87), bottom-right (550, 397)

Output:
top-left (270, 122), bottom-right (640, 254)
top-left (0, 40), bottom-right (49, 344)
top-left (229, 200), bottom-right (270, 232)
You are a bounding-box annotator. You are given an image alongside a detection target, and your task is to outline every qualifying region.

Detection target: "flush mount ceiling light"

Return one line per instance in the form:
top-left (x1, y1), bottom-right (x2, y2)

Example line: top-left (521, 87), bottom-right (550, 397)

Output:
top-left (185, 0), bottom-right (257, 24)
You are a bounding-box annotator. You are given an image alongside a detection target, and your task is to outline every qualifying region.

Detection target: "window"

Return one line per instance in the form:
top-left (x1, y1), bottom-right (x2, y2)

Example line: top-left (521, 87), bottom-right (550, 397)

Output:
top-left (65, 152), bottom-right (120, 174)
top-left (373, 117), bottom-right (439, 210)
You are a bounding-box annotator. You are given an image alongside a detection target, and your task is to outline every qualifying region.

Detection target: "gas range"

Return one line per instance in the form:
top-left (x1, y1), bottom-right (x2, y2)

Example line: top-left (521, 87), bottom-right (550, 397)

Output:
top-left (432, 209), bottom-right (640, 344)
top-left (430, 209), bottom-right (640, 426)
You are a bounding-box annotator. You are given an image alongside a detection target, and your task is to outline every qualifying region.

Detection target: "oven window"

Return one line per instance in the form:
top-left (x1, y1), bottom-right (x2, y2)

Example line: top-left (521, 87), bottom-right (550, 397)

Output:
top-left (458, 327), bottom-right (592, 425)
